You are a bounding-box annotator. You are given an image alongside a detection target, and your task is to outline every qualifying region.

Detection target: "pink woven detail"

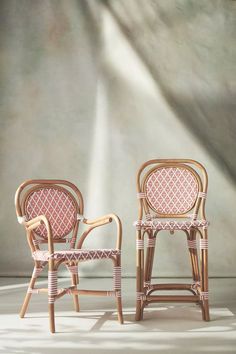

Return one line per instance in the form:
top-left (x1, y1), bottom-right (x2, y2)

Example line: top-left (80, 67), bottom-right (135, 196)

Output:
top-left (135, 220), bottom-right (142, 231)
top-left (33, 239), bottom-right (41, 246)
top-left (191, 281), bottom-right (200, 290)
top-left (134, 219), bottom-right (209, 231)
top-left (200, 291), bottom-right (209, 300)
top-left (136, 239), bottom-right (144, 250)
top-left (66, 265), bottom-right (78, 275)
top-left (27, 288), bottom-right (40, 294)
top-left (144, 281), bottom-right (151, 288)
top-left (200, 239), bottom-right (208, 249)
top-left (32, 249), bottom-right (120, 262)
top-left (188, 240), bottom-right (197, 249)
top-left (107, 291), bottom-right (115, 297)
top-left (115, 290), bottom-right (122, 298)
top-left (32, 266), bottom-right (44, 278)
top-left (136, 292), bottom-right (145, 301)
top-left (147, 238), bottom-right (156, 248)
top-left (113, 266), bottom-right (121, 290)
top-left (145, 167), bottom-right (199, 214)
top-left (48, 270), bottom-right (57, 304)
top-left (198, 192), bottom-right (207, 199)
top-left (134, 219), bottom-right (209, 230)
top-left (137, 192), bottom-right (146, 199)
top-left (25, 187), bottom-right (77, 239)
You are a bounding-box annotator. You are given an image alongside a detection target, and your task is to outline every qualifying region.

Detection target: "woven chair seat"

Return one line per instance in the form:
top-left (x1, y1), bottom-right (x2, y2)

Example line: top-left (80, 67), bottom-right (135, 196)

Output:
top-left (135, 219), bottom-right (209, 231)
top-left (32, 249), bottom-right (121, 262)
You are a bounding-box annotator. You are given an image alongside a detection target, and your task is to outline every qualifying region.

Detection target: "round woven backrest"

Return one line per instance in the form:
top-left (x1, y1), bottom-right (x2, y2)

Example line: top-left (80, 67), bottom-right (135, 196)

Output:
top-left (24, 186), bottom-right (77, 239)
top-left (144, 166), bottom-right (199, 215)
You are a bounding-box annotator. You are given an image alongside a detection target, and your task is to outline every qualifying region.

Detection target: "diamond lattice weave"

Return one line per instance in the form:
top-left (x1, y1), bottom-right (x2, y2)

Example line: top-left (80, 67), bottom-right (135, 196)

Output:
top-left (145, 167), bottom-right (199, 214)
top-left (25, 187), bottom-right (77, 239)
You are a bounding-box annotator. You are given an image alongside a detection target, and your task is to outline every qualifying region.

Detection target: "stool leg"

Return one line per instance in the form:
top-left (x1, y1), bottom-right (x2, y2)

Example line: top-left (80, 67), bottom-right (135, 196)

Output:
top-left (200, 229), bottom-right (210, 321)
top-left (187, 230), bottom-right (200, 287)
top-left (144, 232), bottom-right (156, 291)
top-left (136, 230), bottom-right (144, 321)
top-left (114, 257), bottom-right (123, 324)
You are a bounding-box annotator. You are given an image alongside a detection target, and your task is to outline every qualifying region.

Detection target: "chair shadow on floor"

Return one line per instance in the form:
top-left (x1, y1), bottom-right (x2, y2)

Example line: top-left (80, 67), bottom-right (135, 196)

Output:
top-left (21, 305), bottom-right (236, 334)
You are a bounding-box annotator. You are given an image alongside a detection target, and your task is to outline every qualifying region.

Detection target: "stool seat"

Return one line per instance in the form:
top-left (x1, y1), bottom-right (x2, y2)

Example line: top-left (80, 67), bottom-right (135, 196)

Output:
top-left (134, 219), bottom-right (209, 231)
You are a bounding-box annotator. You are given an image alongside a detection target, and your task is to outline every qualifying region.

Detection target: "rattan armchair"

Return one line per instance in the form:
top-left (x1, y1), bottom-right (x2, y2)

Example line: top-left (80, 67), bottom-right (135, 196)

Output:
top-left (15, 179), bottom-right (123, 333)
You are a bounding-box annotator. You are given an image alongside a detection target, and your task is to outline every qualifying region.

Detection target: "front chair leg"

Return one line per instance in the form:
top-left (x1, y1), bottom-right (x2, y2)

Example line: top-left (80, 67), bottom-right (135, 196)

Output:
top-left (20, 265), bottom-right (44, 318)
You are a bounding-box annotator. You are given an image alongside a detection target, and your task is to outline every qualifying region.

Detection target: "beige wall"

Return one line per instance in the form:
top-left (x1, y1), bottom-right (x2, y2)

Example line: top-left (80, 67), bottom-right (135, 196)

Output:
top-left (0, 1), bottom-right (236, 277)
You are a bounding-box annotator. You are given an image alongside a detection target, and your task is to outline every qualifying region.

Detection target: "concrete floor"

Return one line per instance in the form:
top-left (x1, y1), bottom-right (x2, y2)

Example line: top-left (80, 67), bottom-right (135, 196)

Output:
top-left (0, 277), bottom-right (236, 354)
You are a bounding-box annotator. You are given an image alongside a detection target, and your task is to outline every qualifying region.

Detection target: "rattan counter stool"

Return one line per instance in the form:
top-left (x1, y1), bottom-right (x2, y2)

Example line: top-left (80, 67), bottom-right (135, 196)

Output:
top-left (134, 159), bottom-right (210, 322)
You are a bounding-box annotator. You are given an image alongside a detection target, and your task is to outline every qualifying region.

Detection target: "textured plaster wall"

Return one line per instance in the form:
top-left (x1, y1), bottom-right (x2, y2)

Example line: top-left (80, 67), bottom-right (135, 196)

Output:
top-left (0, 0), bottom-right (236, 277)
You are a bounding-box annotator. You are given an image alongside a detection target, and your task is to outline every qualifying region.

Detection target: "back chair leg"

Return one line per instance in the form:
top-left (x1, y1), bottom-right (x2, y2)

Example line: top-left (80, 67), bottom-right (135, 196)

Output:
top-left (67, 263), bottom-right (80, 312)
top-left (114, 259), bottom-right (123, 324)
top-left (200, 229), bottom-right (210, 321)
top-left (20, 265), bottom-right (43, 318)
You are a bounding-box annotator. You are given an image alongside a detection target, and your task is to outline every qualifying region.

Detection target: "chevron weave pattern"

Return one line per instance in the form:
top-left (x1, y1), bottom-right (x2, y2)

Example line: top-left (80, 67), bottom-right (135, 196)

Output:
top-left (32, 249), bottom-right (121, 262)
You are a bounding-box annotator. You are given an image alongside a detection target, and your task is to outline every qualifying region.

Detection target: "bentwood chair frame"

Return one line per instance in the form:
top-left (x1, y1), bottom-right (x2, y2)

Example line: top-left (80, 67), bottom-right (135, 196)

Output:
top-left (15, 179), bottom-right (123, 333)
top-left (135, 159), bottom-right (210, 321)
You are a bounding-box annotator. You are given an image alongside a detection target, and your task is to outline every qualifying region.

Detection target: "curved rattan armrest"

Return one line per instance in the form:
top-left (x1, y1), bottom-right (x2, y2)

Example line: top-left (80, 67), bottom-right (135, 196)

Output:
top-left (24, 215), bottom-right (54, 254)
top-left (77, 213), bottom-right (122, 250)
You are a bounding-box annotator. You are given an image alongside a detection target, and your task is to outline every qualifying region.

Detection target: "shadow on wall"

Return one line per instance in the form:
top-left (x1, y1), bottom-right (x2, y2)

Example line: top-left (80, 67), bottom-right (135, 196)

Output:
top-left (103, 0), bottom-right (236, 183)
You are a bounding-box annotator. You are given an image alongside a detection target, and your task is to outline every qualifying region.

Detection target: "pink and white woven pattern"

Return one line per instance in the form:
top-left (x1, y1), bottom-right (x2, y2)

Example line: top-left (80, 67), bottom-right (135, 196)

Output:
top-left (25, 187), bottom-right (77, 239)
top-left (113, 266), bottom-right (121, 293)
top-left (48, 270), bottom-right (57, 304)
top-left (135, 219), bottom-right (209, 231)
top-left (145, 167), bottom-right (199, 214)
top-left (32, 249), bottom-right (121, 262)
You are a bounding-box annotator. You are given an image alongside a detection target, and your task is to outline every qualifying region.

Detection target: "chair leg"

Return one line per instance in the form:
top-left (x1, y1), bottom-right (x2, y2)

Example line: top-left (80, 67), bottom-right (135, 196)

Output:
top-left (48, 269), bottom-right (57, 333)
top-left (136, 231), bottom-right (144, 321)
top-left (114, 260), bottom-right (123, 324)
top-left (20, 265), bottom-right (43, 318)
top-left (116, 295), bottom-right (124, 324)
top-left (67, 264), bottom-right (80, 312)
top-left (200, 229), bottom-right (210, 321)
top-left (72, 273), bottom-right (80, 312)
top-left (144, 234), bottom-right (156, 291)
top-left (49, 303), bottom-right (55, 333)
